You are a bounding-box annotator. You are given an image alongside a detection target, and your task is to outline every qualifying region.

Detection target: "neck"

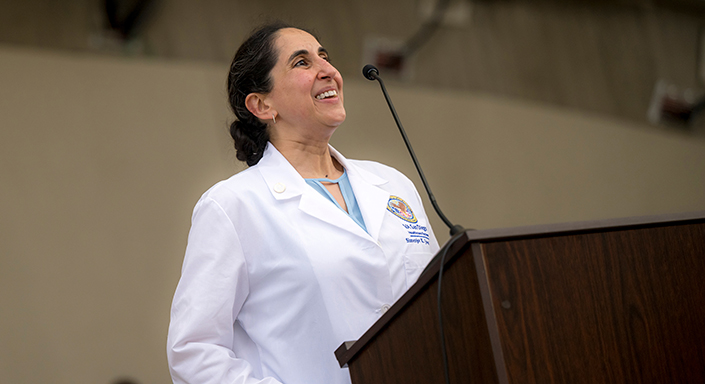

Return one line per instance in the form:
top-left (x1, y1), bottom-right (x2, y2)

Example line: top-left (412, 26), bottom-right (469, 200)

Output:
top-left (269, 137), bottom-right (343, 179)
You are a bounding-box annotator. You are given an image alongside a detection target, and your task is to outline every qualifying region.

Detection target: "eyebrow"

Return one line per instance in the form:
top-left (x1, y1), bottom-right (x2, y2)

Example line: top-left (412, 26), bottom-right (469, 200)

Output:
top-left (287, 47), bottom-right (329, 63)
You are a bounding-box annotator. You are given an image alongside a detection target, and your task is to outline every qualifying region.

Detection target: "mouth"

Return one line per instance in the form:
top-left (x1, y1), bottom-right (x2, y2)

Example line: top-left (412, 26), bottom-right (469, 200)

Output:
top-left (315, 89), bottom-right (338, 100)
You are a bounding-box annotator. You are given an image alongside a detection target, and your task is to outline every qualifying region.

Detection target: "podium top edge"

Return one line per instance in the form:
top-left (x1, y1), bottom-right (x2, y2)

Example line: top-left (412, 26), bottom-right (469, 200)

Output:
top-left (462, 210), bottom-right (705, 243)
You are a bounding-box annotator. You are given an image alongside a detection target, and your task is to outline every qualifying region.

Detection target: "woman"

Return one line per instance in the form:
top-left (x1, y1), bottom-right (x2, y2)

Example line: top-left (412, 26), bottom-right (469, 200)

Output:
top-left (167, 21), bottom-right (439, 384)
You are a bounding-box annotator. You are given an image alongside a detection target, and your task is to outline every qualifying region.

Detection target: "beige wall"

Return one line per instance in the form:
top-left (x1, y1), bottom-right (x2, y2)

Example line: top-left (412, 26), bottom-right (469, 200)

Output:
top-left (1, 46), bottom-right (703, 384)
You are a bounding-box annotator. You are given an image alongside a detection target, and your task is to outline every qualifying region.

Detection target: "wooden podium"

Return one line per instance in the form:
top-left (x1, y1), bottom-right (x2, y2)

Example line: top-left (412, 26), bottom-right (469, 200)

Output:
top-left (336, 211), bottom-right (705, 383)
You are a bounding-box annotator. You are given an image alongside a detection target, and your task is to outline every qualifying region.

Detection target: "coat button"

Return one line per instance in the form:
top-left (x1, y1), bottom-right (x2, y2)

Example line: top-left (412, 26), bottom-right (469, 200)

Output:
top-left (273, 182), bottom-right (286, 193)
top-left (381, 304), bottom-right (391, 314)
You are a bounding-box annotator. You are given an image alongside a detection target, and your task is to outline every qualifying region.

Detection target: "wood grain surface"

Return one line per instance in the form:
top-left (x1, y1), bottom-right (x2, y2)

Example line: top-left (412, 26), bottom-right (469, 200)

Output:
top-left (482, 223), bottom-right (705, 383)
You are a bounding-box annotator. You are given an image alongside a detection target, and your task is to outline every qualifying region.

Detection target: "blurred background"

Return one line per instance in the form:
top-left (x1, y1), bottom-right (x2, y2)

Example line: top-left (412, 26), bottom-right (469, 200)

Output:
top-left (1, 0), bottom-right (704, 383)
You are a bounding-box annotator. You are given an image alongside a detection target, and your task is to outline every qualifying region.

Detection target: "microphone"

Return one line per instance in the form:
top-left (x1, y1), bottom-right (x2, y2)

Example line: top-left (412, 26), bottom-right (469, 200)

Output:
top-left (362, 64), bottom-right (464, 236)
top-left (362, 64), bottom-right (379, 81)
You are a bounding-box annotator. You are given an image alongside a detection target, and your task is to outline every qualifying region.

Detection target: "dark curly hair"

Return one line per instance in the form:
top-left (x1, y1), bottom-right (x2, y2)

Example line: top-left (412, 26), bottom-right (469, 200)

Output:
top-left (226, 21), bottom-right (295, 166)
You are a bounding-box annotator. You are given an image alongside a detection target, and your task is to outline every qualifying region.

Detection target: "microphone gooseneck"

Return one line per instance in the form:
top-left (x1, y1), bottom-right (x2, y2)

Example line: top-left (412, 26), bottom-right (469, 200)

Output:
top-left (362, 64), bottom-right (464, 236)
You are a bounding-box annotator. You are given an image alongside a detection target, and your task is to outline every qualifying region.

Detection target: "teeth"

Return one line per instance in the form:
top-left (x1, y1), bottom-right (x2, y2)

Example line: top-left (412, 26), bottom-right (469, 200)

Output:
top-left (316, 90), bottom-right (337, 100)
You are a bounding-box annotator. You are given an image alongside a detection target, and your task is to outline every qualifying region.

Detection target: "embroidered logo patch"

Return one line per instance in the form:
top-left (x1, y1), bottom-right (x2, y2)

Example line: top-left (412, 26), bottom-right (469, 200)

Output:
top-left (387, 196), bottom-right (418, 223)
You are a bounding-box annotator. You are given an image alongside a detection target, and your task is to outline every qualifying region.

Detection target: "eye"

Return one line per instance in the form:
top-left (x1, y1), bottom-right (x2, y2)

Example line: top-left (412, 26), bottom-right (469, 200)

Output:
top-left (294, 58), bottom-right (308, 67)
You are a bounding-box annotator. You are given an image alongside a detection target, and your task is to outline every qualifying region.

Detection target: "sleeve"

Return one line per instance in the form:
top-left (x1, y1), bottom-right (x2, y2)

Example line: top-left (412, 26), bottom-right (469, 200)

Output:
top-left (166, 197), bottom-right (282, 384)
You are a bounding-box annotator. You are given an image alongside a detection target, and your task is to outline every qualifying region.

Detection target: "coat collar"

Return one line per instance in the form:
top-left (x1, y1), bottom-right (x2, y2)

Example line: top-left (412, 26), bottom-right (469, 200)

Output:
top-left (328, 146), bottom-right (391, 242)
top-left (257, 142), bottom-right (308, 201)
top-left (256, 142), bottom-right (390, 242)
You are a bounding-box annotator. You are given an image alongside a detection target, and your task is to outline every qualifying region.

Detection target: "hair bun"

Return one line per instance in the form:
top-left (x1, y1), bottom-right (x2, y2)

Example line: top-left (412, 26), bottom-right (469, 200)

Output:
top-left (230, 119), bottom-right (268, 166)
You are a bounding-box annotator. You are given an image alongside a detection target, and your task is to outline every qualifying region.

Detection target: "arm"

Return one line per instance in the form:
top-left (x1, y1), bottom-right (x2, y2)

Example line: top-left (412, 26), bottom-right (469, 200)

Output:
top-left (167, 197), bottom-right (282, 384)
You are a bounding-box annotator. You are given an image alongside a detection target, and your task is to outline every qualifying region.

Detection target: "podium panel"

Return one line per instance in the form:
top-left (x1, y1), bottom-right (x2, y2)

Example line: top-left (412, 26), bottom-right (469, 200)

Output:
top-left (336, 212), bottom-right (705, 384)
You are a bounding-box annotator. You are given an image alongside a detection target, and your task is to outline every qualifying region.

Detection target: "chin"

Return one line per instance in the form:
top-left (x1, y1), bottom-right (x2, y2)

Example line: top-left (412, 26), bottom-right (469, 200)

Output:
top-left (332, 115), bottom-right (347, 127)
top-left (326, 110), bottom-right (346, 127)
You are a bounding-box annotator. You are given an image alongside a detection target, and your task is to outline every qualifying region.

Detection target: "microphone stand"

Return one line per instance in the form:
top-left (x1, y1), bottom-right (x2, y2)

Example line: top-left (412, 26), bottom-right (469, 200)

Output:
top-left (363, 65), bottom-right (464, 236)
top-left (363, 64), bottom-right (470, 384)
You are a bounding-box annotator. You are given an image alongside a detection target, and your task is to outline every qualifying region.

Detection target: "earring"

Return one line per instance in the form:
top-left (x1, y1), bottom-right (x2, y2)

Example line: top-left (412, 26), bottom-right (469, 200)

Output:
top-left (272, 113), bottom-right (276, 124)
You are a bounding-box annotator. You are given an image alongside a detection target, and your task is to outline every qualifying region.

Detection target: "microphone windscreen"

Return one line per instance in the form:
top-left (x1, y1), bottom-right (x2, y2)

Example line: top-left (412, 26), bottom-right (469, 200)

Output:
top-left (362, 64), bottom-right (379, 81)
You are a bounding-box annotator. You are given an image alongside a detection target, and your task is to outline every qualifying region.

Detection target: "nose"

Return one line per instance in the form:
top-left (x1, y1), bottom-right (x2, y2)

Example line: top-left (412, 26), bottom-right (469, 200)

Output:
top-left (316, 57), bottom-right (338, 80)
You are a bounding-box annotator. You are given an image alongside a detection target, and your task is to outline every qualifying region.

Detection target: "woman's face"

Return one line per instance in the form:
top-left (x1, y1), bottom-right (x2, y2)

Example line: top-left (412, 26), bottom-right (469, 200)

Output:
top-left (265, 28), bottom-right (345, 138)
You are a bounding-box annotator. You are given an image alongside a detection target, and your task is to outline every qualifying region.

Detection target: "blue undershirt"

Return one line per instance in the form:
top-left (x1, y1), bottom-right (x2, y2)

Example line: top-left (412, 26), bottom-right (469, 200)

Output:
top-left (305, 170), bottom-right (368, 233)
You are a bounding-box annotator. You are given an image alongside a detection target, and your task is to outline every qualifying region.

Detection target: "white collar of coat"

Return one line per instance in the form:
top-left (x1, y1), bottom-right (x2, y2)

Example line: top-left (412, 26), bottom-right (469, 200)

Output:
top-left (257, 141), bottom-right (387, 200)
top-left (256, 142), bottom-right (391, 241)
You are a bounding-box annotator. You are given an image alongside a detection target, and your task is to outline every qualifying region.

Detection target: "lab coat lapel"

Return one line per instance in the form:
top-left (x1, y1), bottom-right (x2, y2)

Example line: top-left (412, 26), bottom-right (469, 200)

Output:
top-left (329, 146), bottom-right (390, 243)
top-left (298, 191), bottom-right (369, 238)
top-left (258, 143), bottom-right (371, 239)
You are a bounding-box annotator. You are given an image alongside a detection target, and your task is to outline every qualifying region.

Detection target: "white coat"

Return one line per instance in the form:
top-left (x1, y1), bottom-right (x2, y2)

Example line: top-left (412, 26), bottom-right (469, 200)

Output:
top-left (167, 142), bottom-right (440, 384)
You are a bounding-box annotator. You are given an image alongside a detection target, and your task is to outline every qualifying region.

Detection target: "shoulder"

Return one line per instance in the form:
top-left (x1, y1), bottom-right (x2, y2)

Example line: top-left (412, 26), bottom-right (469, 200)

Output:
top-left (347, 159), bottom-right (407, 178)
top-left (196, 166), bottom-right (266, 209)
top-left (347, 159), bottom-right (415, 186)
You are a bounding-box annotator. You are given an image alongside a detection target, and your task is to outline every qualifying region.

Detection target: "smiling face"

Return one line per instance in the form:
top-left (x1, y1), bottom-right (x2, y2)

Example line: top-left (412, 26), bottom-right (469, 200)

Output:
top-left (262, 28), bottom-right (346, 142)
